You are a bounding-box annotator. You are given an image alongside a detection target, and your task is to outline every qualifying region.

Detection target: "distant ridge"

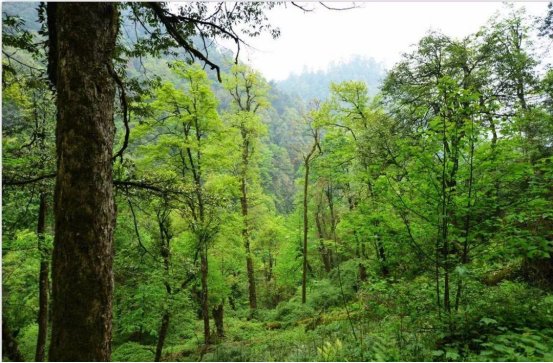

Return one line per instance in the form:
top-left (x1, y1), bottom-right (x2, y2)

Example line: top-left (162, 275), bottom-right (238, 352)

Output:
top-left (275, 55), bottom-right (386, 101)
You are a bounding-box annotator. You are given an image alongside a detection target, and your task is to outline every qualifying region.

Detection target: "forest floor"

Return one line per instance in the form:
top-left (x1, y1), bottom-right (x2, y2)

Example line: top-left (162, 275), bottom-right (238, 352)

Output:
top-left (111, 274), bottom-right (553, 362)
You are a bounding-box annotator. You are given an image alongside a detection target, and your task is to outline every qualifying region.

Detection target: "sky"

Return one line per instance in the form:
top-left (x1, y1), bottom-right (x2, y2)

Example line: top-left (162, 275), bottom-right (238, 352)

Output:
top-left (231, 2), bottom-right (551, 81)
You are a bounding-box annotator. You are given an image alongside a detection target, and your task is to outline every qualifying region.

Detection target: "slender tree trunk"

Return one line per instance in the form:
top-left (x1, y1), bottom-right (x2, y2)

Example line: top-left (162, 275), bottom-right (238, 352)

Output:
top-left (2, 320), bottom-right (24, 362)
top-left (325, 185), bottom-right (338, 269)
top-left (200, 243), bottom-right (210, 344)
top-left (315, 209), bottom-right (332, 273)
top-left (441, 118), bottom-right (451, 315)
top-left (155, 213), bottom-right (171, 361)
top-left (48, 3), bottom-right (118, 361)
top-left (366, 178), bottom-right (389, 277)
top-left (241, 177), bottom-right (257, 309)
top-left (376, 239), bottom-right (389, 277)
top-left (35, 193), bottom-right (49, 362)
top-left (302, 159), bottom-right (310, 304)
top-left (240, 134), bottom-right (257, 310)
top-left (154, 312), bottom-right (170, 362)
top-left (435, 224), bottom-right (442, 318)
top-left (301, 135), bottom-right (319, 304)
top-left (245, 253), bottom-right (257, 308)
top-left (454, 118), bottom-right (475, 311)
top-left (358, 262), bottom-right (367, 282)
top-left (212, 303), bottom-right (224, 338)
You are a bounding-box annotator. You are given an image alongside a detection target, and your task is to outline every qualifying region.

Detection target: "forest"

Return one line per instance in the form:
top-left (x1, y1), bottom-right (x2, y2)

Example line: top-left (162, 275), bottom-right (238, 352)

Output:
top-left (2, 2), bottom-right (553, 362)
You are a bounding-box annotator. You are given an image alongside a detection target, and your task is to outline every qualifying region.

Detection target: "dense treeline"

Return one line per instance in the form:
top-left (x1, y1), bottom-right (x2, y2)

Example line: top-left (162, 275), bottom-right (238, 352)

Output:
top-left (2, 2), bottom-right (553, 362)
top-left (276, 55), bottom-right (385, 101)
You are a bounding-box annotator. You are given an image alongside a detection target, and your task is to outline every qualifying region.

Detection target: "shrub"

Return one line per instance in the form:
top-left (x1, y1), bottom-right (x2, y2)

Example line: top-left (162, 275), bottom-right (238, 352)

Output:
top-left (112, 342), bottom-right (154, 362)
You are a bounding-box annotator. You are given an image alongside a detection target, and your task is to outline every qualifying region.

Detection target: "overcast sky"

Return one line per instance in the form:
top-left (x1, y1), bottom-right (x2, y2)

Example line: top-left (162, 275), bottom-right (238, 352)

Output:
top-left (232, 2), bottom-right (551, 81)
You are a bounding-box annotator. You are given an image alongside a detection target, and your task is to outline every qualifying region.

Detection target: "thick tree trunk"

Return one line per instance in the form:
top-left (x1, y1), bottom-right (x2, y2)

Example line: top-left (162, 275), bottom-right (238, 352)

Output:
top-left (154, 312), bottom-right (170, 362)
top-left (35, 193), bottom-right (49, 362)
top-left (48, 3), bottom-right (118, 361)
top-left (212, 303), bottom-right (224, 338)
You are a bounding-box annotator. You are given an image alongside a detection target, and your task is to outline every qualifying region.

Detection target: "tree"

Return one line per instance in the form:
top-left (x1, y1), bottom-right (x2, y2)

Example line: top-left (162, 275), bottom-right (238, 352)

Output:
top-left (300, 111), bottom-right (321, 304)
top-left (223, 64), bottom-right (270, 310)
top-left (132, 62), bottom-right (228, 345)
top-left (47, 4), bottom-right (119, 361)
top-left (43, 2), bottom-right (280, 359)
top-left (2, 12), bottom-right (56, 361)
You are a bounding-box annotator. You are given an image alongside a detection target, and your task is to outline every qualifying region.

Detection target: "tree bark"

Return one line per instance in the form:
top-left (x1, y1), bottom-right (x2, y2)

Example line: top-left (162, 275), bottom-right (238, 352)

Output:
top-left (35, 193), bottom-right (49, 362)
top-left (155, 212), bottom-right (172, 362)
top-left (376, 238), bottom-right (389, 277)
top-left (154, 312), bottom-right (170, 362)
top-left (358, 262), bottom-right (367, 282)
top-left (2, 320), bottom-right (24, 362)
top-left (241, 175), bottom-right (257, 309)
top-left (315, 210), bottom-right (332, 273)
top-left (200, 244), bottom-right (210, 344)
top-left (240, 131), bottom-right (257, 310)
top-left (302, 158), bottom-right (310, 304)
top-left (48, 3), bottom-right (119, 361)
top-left (301, 133), bottom-right (319, 304)
top-left (212, 303), bottom-right (224, 338)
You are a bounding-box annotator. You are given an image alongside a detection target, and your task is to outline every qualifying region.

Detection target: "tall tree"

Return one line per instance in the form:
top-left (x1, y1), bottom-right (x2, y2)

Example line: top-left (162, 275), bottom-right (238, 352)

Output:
top-left (47, 3), bottom-right (119, 361)
top-left (224, 64), bottom-right (270, 310)
top-left (44, 2), bottom-right (280, 359)
top-left (132, 62), bottom-right (226, 344)
top-left (301, 114), bottom-right (321, 304)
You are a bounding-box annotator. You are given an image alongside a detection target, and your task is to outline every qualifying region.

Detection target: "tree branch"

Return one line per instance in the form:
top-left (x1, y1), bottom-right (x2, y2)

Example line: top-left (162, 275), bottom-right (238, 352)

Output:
top-left (147, 2), bottom-right (223, 82)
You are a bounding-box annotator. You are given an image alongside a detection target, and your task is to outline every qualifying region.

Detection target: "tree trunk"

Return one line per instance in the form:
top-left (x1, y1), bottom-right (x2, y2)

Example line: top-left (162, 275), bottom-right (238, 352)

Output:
top-left (2, 320), bottom-right (24, 362)
top-left (242, 177), bottom-right (257, 309)
top-left (301, 135), bottom-right (319, 304)
top-left (376, 239), bottom-right (389, 277)
top-left (154, 312), bottom-right (170, 362)
top-left (35, 193), bottom-right (49, 362)
top-left (48, 3), bottom-right (118, 361)
top-left (302, 159), bottom-right (310, 304)
top-left (315, 210), bottom-right (332, 273)
top-left (246, 253), bottom-right (257, 308)
top-left (200, 244), bottom-right (210, 344)
top-left (266, 251), bottom-right (274, 281)
top-left (240, 138), bottom-right (257, 310)
top-left (358, 262), bottom-right (367, 282)
top-left (156, 213), bottom-right (172, 362)
top-left (212, 303), bottom-right (224, 338)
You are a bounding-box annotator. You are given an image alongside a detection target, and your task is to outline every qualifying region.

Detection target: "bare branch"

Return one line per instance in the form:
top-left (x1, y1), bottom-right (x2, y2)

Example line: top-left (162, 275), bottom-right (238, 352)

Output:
top-left (319, 2), bottom-right (358, 11)
top-left (147, 2), bottom-right (223, 82)
top-left (107, 63), bottom-right (130, 163)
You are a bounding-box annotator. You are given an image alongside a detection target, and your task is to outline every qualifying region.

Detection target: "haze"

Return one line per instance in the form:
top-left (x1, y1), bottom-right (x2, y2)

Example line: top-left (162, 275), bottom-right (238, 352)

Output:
top-left (237, 2), bottom-right (550, 81)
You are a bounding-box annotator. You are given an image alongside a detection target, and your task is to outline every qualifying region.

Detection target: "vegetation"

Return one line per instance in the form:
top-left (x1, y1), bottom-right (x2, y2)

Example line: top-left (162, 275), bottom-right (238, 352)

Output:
top-left (2, 2), bottom-right (552, 362)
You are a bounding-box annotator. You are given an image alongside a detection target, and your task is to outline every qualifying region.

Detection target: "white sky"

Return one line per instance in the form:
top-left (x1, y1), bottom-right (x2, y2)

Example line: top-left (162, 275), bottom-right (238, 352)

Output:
top-left (233, 2), bottom-right (551, 81)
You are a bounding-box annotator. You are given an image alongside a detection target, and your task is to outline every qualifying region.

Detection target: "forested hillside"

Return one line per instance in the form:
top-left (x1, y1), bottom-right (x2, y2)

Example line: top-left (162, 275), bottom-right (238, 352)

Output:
top-left (275, 56), bottom-right (385, 101)
top-left (2, 2), bottom-right (553, 362)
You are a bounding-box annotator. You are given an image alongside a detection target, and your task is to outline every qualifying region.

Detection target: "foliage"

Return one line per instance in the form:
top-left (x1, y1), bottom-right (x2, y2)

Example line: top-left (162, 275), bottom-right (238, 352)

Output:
top-left (2, 3), bottom-right (552, 362)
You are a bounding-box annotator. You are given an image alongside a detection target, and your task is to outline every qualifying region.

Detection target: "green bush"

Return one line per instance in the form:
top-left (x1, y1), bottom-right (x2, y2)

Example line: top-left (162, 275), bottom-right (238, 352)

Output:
top-left (17, 323), bottom-right (39, 362)
top-left (308, 279), bottom-right (343, 310)
top-left (112, 342), bottom-right (154, 362)
top-left (273, 299), bottom-right (315, 323)
top-left (471, 328), bottom-right (553, 362)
